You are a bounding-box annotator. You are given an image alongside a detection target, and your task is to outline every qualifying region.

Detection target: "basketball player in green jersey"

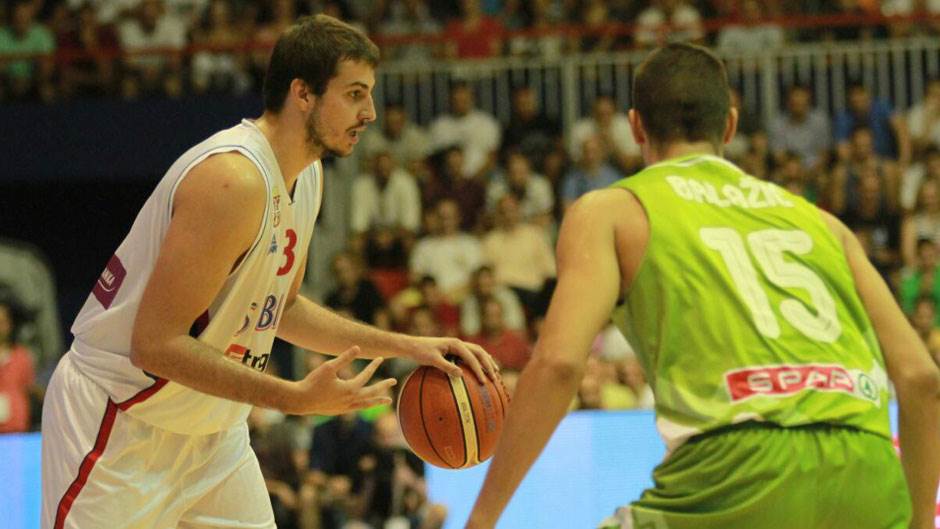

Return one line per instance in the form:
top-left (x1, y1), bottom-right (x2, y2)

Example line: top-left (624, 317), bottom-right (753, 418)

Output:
top-left (465, 43), bottom-right (940, 529)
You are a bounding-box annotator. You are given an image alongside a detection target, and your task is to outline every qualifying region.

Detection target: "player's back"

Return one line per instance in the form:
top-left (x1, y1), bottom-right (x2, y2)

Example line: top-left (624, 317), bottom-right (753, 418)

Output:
top-left (611, 154), bottom-right (890, 451)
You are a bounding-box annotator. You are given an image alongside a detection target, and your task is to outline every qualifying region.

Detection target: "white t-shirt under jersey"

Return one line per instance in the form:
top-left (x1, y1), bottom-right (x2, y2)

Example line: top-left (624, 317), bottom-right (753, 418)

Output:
top-left (69, 119), bottom-right (323, 435)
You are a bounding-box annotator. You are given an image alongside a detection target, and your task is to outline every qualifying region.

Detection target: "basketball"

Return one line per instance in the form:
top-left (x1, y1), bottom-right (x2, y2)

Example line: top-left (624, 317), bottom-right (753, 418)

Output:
top-left (397, 362), bottom-right (510, 469)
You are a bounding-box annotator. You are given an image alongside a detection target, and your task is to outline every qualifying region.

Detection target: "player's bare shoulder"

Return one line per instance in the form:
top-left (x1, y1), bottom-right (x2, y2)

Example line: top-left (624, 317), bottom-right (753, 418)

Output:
top-left (173, 152), bottom-right (267, 217)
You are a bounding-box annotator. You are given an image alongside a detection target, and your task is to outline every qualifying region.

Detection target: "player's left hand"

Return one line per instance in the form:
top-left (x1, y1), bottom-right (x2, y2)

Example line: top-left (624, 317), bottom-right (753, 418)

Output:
top-left (407, 336), bottom-right (499, 384)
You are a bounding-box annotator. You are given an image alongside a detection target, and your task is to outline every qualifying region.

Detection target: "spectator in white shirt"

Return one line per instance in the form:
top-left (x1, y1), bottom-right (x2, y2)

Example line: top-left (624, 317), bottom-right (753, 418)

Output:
top-left (486, 149), bottom-right (555, 227)
top-left (769, 85), bottom-right (832, 171)
top-left (568, 94), bottom-right (642, 173)
top-left (716, 0), bottom-right (784, 55)
top-left (634, 0), bottom-right (704, 48)
top-left (410, 199), bottom-right (483, 302)
top-left (909, 78), bottom-right (940, 155)
top-left (117, 0), bottom-right (186, 98)
top-left (428, 81), bottom-right (501, 179)
top-left (358, 101), bottom-right (432, 177)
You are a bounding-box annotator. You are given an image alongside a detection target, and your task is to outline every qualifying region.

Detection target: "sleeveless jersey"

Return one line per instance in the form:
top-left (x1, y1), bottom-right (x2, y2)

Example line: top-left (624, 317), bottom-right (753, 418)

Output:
top-left (69, 119), bottom-right (323, 435)
top-left (610, 154), bottom-right (890, 453)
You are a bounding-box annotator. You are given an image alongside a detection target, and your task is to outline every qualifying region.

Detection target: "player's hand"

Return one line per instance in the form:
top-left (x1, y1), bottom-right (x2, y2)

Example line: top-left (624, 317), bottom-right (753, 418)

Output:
top-left (407, 336), bottom-right (499, 384)
top-left (284, 346), bottom-right (396, 415)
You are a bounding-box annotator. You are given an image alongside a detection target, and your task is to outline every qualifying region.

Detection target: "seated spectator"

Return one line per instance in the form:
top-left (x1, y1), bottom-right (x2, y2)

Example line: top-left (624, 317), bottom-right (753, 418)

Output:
top-left (57, 3), bottom-right (119, 99)
top-left (117, 0), bottom-right (186, 99)
top-left (325, 252), bottom-right (385, 325)
top-left (838, 165), bottom-right (902, 272)
top-left (467, 297), bottom-right (531, 370)
top-left (410, 199), bottom-right (483, 301)
top-left (634, 0), bottom-right (704, 48)
top-left (774, 151), bottom-right (820, 203)
top-left (376, 0), bottom-right (442, 63)
top-left (901, 239), bottom-right (940, 314)
top-left (501, 85), bottom-right (562, 167)
top-left (443, 0), bottom-right (504, 59)
top-left (359, 102), bottom-right (432, 178)
top-left (486, 149), bottom-right (554, 227)
top-left (716, 0), bottom-right (784, 55)
top-left (574, 0), bottom-right (617, 54)
top-left (429, 80), bottom-right (501, 180)
top-left (460, 265), bottom-right (525, 337)
top-left (506, 0), bottom-right (564, 58)
top-left (249, 407), bottom-right (315, 529)
top-left (0, 292), bottom-right (36, 433)
top-left (910, 295), bottom-right (940, 363)
top-left (829, 126), bottom-right (901, 216)
top-left (901, 146), bottom-right (940, 210)
top-left (190, 0), bottom-right (251, 95)
top-left (901, 179), bottom-right (940, 267)
top-left (416, 275), bottom-right (461, 335)
top-left (881, 0), bottom-right (940, 37)
top-left (482, 195), bottom-right (556, 315)
top-left (834, 82), bottom-right (911, 166)
top-left (562, 135), bottom-right (622, 210)
top-left (908, 78), bottom-right (940, 155)
top-left (350, 151), bottom-right (422, 269)
top-left (769, 85), bottom-right (832, 171)
top-left (0, 0), bottom-right (55, 102)
top-left (568, 94), bottom-right (642, 174)
top-left (250, 0), bottom-right (295, 81)
top-left (422, 146), bottom-right (487, 232)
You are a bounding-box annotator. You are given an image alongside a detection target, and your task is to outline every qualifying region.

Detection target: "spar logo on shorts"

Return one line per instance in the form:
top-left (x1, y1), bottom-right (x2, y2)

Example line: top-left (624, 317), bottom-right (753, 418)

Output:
top-left (724, 363), bottom-right (881, 404)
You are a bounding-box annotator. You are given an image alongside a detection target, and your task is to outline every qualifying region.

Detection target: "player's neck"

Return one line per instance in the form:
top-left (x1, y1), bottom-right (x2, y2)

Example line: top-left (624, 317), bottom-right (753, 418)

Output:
top-left (255, 112), bottom-right (318, 192)
top-left (645, 141), bottom-right (720, 166)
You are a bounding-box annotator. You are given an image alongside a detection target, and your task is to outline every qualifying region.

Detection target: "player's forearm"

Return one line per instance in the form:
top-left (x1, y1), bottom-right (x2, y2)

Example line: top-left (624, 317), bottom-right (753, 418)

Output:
top-left (277, 295), bottom-right (411, 359)
top-left (130, 334), bottom-right (296, 411)
top-left (466, 355), bottom-right (583, 528)
top-left (896, 374), bottom-right (940, 529)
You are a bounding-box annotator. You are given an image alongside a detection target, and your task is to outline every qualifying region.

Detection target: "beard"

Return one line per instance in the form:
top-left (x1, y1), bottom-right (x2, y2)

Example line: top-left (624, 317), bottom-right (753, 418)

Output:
top-left (305, 106), bottom-right (350, 159)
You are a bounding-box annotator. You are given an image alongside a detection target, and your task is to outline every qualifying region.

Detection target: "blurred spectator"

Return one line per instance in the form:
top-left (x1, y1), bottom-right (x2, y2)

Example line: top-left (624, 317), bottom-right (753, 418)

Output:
top-left (486, 149), bottom-right (554, 227)
top-left (839, 163), bottom-right (902, 272)
top-left (416, 275), bottom-right (461, 335)
top-left (190, 0), bottom-right (251, 95)
top-left (573, 0), bottom-right (617, 54)
top-left (460, 265), bottom-right (525, 337)
top-left (249, 408), bottom-right (315, 529)
top-left (57, 3), bottom-right (119, 98)
top-left (830, 126), bottom-right (901, 216)
top-left (350, 151), bottom-right (422, 268)
top-left (834, 82), bottom-right (911, 166)
top-left (429, 80), bottom-right (501, 179)
top-left (251, 0), bottom-right (295, 80)
top-left (376, 0), bottom-right (442, 62)
top-left (634, 0), bottom-right (704, 48)
top-left (467, 297), bottom-right (531, 370)
top-left (410, 199), bottom-right (483, 301)
top-left (422, 145), bottom-right (488, 231)
top-left (881, 0), bottom-right (940, 37)
top-left (901, 146), bottom-right (940, 210)
top-left (769, 85), bottom-right (832, 171)
top-left (716, 0), bottom-right (784, 55)
top-left (899, 238), bottom-right (940, 317)
top-left (562, 135), bottom-right (622, 210)
top-left (408, 304), bottom-right (441, 337)
top-left (0, 292), bottom-right (36, 433)
top-left (901, 178), bottom-right (940, 266)
top-left (506, 0), bottom-right (564, 58)
top-left (501, 84), bottom-right (562, 169)
top-left (908, 78), bottom-right (940, 155)
top-left (482, 195), bottom-right (556, 315)
top-left (774, 151), bottom-right (820, 203)
top-left (117, 0), bottom-right (186, 99)
top-left (359, 101), bottom-right (432, 177)
top-left (910, 295), bottom-right (940, 362)
top-left (568, 94), bottom-right (642, 174)
top-left (325, 252), bottom-right (385, 324)
top-left (739, 130), bottom-right (774, 180)
top-left (0, 0), bottom-right (55, 102)
top-left (443, 0), bottom-right (504, 59)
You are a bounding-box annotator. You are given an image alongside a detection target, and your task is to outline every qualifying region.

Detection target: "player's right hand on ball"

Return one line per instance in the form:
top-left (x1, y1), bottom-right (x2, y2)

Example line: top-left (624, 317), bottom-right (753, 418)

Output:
top-left (284, 346), bottom-right (396, 416)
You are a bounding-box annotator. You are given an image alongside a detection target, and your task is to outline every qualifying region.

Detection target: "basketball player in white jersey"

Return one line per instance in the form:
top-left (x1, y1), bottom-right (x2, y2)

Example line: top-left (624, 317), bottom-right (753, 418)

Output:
top-left (41, 15), bottom-right (497, 529)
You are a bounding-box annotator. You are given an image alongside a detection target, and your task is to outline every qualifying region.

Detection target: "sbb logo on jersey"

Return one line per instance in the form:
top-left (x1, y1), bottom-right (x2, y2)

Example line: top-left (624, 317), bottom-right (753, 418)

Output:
top-left (725, 364), bottom-right (870, 402)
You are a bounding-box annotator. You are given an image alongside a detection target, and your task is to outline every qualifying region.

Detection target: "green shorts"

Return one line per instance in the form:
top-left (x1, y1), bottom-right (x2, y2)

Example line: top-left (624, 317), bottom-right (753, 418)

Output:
top-left (600, 422), bottom-right (911, 529)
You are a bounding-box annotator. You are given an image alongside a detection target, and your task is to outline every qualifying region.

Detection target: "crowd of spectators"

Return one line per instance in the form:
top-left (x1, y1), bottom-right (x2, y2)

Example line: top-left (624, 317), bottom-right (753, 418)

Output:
top-left (5, 0), bottom-right (940, 103)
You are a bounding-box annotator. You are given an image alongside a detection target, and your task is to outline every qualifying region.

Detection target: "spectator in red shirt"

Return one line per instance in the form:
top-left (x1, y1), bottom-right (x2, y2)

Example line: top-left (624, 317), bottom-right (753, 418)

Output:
top-left (467, 297), bottom-right (531, 370)
top-left (0, 295), bottom-right (36, 433)
top-left (444, 0), bottom-right (504, 59)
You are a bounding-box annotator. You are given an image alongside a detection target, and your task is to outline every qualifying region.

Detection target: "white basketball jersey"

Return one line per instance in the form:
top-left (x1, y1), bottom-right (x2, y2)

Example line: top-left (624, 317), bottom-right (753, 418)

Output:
top-left (69, 119), bottom-right (323, 434)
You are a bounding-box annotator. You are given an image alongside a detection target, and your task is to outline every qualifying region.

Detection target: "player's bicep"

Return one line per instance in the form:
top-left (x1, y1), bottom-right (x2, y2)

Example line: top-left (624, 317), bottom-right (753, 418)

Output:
top-left (131, 154), bottom-right (266, 358)
top-left (533, 193), bottom-right (621, 368)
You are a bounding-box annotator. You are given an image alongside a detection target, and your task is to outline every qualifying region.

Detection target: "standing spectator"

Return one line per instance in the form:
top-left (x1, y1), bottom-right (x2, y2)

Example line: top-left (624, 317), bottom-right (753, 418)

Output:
top-left (899, 239), bottom-right (940, 317)
top-left (834, 82), bottom-right (911, 166)
top-left (562, 135), bottom-right (622, 210)
top-left (443, 0), bottom-right (504, 59)
top-left (460, 265), bottom-right (525, 337)
top-left (482, 195), bottom-right (556, 314)
top-left (901, 146), bottom-right (940, 210)
top-left (350, 151), bottom-right (422, 268)
top-left (908, 78), bottom-right (940, 155)
top-left (768, 85), bottom-right (832, 170)
top-left (901, 178), bottom-right (940, 267)
top-left (467, 298), bottom-right (531, 370)
top-left (0, 293), bottom-right (36, 433)
top-left (410, 199), bottom-right (483, 301)
top-left (190, 0), bottom-right (251, 95)
top-left (376, 0), bottom-right (442, 63)
top-left (716, 0), bottom-right (784, 55)
top-left (568, 94), bottom-right (642, 174)
top-left (422, 145), bottom-right (488, 231)
top-left (501, 84), bottom-right (562, 168)
top-left (325, 252), bottom-right (385, 325)
top-left (634, 0), bottom-right (704, 48)
top-left (117, 0), bottom-right (187, 98)
top-left (0, 0), bottom-right (55, 102)
top-left (429, 81), bottom-right (502, 179)
top-left (58, 2), bottom-right (120, 98)
top-left (910, 296), bottom-right (940, 362)
top-left (486, 150), bottom-right (555, 227)
top-left (359, 101), bottom-right (432, 177)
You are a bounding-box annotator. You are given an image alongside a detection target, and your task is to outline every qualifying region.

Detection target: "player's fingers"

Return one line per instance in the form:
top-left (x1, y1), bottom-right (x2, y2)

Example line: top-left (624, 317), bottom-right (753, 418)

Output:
top-left (429, 351), bottom-right (463, 378)
top-left (351, 396), bottom-right (393, 410)
top-left (466, 342), bottom-right (499, 381)
top-left (361, 377), bottom-right (398, 396)
top-left (452, 341), bottom-right (487, 384)
top-left (326, 346), bottom-right (360, 374)
top-left (350, 356), bottom-right (384, 386)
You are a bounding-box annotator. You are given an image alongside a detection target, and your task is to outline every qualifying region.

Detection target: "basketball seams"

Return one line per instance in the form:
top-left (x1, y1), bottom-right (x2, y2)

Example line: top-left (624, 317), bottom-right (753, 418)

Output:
top-left (417, 367), bottom-right (453, 468)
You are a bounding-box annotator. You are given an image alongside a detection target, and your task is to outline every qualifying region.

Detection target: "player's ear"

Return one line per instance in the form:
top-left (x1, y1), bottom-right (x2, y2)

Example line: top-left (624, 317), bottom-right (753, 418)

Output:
top-left (628, 109), bottom-right (646, 145)
top-left (290, 79), bottom-right (316, 111)
top-left (723, 107), bottom-right (739, 146)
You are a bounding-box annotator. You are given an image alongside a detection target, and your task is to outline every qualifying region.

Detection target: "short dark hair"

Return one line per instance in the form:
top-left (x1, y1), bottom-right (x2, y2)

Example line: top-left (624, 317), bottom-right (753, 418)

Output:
top-left (262, 15), bottom-right (379, 113)
top-left (632, 43), bottom-right (730, 147)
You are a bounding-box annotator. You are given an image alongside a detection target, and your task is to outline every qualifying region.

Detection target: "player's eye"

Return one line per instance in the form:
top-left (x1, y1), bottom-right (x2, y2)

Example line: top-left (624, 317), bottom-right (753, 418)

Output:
top-left (349, 90), bottom-right (362, 100)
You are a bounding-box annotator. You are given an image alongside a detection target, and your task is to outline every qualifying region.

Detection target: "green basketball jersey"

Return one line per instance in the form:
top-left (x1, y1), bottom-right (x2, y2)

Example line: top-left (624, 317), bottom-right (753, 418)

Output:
top-left (610, 154), bottom-right (890, 451)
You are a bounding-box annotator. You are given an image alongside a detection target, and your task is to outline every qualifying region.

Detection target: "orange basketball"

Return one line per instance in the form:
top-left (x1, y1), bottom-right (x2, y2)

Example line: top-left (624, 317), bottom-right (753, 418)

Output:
top-left (396, 362), bottom-right (510, 469)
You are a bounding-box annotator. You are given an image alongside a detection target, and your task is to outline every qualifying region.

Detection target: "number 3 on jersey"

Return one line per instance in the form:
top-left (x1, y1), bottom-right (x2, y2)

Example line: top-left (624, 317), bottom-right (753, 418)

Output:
top-left (277, 229), bottom-right (297, 276)
top-left (700, 228), bottom-right (842, 343)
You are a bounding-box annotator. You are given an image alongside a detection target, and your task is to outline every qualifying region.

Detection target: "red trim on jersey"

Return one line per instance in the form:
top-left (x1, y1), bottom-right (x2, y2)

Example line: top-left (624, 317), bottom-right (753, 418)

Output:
top-left (53, 378), bottom-right (167, 528)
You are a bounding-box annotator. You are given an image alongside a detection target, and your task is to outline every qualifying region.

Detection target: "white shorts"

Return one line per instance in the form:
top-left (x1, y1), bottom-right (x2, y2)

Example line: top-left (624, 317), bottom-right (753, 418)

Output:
top-left (41, 353), bottom-right (276, 529)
